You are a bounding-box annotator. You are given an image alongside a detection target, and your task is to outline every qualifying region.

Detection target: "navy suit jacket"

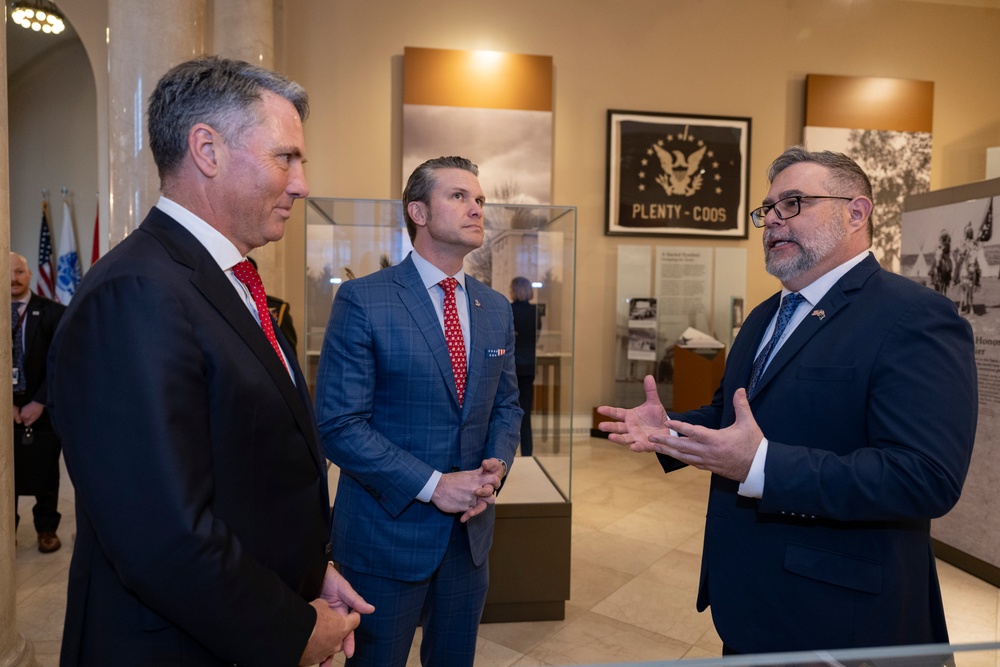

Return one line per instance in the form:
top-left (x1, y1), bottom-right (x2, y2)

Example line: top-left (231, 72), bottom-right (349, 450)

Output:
top-left (15, 293), bottom-right (65, 425)
top-left (664, 254), bottom-right (977, 652)
top-left (315, 253), bottom-right (522, 582)
top-left (49, 208), bottom-right (331, 666)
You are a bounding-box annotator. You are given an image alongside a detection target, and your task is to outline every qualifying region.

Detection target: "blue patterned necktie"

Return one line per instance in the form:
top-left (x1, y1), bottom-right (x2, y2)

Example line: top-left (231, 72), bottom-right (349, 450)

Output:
top-left (747, 292), bottom-right (804, 397)
top-left (11, 302), bottom-right (26, 392)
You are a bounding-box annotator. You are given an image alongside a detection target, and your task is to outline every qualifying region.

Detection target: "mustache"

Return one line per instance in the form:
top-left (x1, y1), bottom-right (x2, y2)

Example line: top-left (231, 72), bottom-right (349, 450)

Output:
top-left (764, 230), bottom-right (797, 247)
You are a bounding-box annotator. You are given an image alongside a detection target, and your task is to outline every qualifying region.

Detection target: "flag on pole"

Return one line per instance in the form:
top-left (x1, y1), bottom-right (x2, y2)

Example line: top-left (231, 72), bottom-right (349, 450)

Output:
top-left (91, 199), bottom-right (100, 266)
top-left (56, 199), bottom-right (82, 304)
top-left (980, 199), bottom-right (993, 243)
top-left (36, 201), bottom-right (58, 300)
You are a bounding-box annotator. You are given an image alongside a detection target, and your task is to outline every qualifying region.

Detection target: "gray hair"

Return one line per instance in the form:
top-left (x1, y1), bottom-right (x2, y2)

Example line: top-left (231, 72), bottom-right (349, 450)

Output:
top-left (767, 146), bottom-right (874, 241)
top-left (402, 156), bottom-right (479, 242)
top-left (147, 56), bottom-right (309, 182)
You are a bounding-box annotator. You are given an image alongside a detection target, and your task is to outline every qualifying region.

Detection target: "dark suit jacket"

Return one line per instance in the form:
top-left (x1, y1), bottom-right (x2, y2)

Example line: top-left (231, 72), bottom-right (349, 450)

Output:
top-left (48, 207), bottom-right (331, 666)
top-left (511, 300), bottom-right (538, 377)
top-left (314, 253), bottom-right (522, 582)
top-left (663, 254), bottom-right (977, 653)
top-left (13, 292), bottom-right (65, 494)
top-left (14, 292), bottom-right (65, 426)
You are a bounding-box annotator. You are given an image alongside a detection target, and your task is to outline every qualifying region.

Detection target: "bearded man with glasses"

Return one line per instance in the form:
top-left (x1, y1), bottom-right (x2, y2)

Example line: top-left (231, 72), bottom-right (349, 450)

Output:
top-left (599, 146), bottom-right (977, 654)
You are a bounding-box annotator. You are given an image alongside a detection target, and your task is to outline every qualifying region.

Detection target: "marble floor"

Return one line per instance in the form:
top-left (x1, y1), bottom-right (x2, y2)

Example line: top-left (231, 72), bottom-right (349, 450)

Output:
top-left (13, 437), bottom-right (1000, 666)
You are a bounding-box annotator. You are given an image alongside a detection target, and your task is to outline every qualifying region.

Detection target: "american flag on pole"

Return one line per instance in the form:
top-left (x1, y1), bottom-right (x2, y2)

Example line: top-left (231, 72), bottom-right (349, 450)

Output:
top-left (36, 201), bottom-right (58, 301)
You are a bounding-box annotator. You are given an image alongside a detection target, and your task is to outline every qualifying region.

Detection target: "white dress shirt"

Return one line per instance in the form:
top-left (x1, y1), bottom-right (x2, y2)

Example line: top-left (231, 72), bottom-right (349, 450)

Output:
top-left (155, 197), bottom-right (293, 378)
top-left (738, 250), bottom-right (870, 498)
top-left (408, 249), bottom-right (472, 502)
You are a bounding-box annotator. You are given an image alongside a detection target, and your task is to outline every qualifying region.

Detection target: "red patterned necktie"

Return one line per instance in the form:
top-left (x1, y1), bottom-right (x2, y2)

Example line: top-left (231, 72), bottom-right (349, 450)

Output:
top-left (438, 277), bottom-right (467, 406)
top-left (232, 260), bottom-right (288, 373)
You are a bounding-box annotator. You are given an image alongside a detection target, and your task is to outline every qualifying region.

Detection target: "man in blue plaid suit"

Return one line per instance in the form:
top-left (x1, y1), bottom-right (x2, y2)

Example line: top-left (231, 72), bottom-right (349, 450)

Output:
top-left (315, 156), bottom-right (522, 667)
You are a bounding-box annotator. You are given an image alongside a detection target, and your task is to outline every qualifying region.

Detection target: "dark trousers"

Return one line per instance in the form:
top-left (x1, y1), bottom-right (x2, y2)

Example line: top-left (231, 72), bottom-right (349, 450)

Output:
top-left (516, 374), bottom-right (534, 456)
top-left (16, 490), bottom-right (61, 533)
top-left (13, 424), bottom-right (62, 533)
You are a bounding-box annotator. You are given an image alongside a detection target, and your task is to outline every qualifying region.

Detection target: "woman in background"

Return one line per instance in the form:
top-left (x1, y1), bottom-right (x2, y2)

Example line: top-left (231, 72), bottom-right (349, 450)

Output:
top-left (510, 276), bottom-right (540, 456)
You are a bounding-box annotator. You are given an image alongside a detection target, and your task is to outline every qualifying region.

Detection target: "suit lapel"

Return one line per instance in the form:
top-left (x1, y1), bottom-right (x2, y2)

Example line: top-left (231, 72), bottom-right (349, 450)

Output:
top-left (24, 294), bottom-right (43, 355)
top-left (139, 211), bottom-right (322, 466)
top-left (750, 255), bottom-right (880, 398)
top-left (463, 278), bottom-right (488, 412)
top-left (394, 256), bottom-right (462, 409)
top-left (737, 292), bottom-right (780, 395)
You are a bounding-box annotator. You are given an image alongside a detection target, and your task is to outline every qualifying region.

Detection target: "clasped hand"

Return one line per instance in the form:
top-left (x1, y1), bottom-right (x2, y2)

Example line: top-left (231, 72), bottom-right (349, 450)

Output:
top-left (13, 401), bottom-right (45, 426)
top-left (596, 375), bottom-right (763, 483)
top-left (301, 563), bottom-right (375, 666)
top-left (431, 458), bottom-right (504, 522)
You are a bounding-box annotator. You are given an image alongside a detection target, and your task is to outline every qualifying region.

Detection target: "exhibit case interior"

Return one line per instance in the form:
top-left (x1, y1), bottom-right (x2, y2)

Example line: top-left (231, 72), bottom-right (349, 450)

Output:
top-left (304, 197), bottom-right (577, 621)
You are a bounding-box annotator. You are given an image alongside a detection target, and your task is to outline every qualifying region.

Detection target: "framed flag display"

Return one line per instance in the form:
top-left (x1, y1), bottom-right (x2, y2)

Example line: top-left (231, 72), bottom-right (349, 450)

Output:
top-left (606, 110), bottom-right (750, 238)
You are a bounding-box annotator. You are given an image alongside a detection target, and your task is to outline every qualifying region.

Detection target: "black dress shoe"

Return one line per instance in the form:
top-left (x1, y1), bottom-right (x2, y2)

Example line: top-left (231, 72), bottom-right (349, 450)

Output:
top-left (38, 532), bottom-right (61, 553)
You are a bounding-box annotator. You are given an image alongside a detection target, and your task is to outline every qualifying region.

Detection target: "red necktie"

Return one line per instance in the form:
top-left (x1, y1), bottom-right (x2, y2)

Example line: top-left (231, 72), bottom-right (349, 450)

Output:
top-left (439, 277), bottom-right (467, 406)
top-left (232, 260), bottom-right (288, 372)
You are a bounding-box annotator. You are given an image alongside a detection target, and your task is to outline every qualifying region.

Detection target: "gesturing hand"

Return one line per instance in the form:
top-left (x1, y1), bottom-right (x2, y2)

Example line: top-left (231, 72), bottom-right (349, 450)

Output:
top-left (596, 375), bottom-right (670, 452)
top-left (650, 388), bottom-right (763, 482)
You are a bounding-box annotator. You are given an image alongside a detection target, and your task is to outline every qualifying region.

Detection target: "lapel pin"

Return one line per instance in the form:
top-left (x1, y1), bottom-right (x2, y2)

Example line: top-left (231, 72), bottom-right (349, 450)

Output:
top-left (811, 309), bottom-right (825, 320)
top-left (474, 299), bottom-right (481, 308)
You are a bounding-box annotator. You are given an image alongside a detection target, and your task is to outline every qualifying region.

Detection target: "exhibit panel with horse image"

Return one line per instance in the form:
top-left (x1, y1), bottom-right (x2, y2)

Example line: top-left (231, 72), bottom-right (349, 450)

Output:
top-left (902, 182), bottom-right (1000, 587)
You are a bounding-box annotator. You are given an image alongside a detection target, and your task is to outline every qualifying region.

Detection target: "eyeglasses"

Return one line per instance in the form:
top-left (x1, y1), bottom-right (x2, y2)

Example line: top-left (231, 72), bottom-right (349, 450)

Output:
top-left (749, 195), bottom-right (853, 228)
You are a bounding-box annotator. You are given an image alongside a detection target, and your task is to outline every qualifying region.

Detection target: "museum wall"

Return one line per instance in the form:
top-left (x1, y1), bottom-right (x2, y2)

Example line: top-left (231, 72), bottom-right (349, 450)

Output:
top-left (8, 38), bottom-right (97, 273)
top-left (8, 0), bottom-right (1000, 418)
top-left (279, 0), bottom-right (1000, 414)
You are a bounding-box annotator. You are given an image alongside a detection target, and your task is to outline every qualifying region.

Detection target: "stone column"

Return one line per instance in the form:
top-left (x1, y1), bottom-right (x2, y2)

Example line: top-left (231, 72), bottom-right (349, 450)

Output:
top-left (0, 14), bottom-right (38, 667)
top-left (213, 1), bottom-right (288, 306)
top-left (107, 0), bottom-right (208, 246)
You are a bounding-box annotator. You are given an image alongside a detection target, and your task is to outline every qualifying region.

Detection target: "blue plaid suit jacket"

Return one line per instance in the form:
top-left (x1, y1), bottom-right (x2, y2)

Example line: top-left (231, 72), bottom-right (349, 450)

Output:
top-left (315, 253), bottom-right (522, 581)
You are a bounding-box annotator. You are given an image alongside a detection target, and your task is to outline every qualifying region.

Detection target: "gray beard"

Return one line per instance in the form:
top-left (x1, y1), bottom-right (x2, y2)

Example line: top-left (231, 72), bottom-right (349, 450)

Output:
top-left (764, 223), bottom-right (845, 282)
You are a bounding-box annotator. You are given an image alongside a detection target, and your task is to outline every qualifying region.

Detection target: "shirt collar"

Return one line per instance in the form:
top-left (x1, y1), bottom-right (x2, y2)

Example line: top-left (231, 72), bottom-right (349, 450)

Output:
top-left (785, 250), bottom-right (870, 306)
top-left (156, 196), bottom-right (246, 271)
top-left (409, 249), bottom-right (467, 292)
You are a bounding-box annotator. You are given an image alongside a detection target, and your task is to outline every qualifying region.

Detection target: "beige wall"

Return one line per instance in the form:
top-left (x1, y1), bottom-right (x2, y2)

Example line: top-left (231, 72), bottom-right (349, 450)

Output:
top-left (8, 0), bottom-right (1000, 415)
top-left (8, 38), bottom-right (98, 273)
top-left (277, 0), bottom-right (1000, 413)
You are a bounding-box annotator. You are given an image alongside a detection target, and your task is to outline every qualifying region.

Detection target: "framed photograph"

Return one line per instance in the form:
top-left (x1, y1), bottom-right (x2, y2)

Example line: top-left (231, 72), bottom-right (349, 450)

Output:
top-left (606, 110), bottom-right (750, 238)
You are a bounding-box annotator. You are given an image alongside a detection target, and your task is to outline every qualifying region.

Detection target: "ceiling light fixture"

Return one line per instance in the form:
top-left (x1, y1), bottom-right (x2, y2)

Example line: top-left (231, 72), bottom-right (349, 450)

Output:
top-left (10, 0), bottom-right (67, 35)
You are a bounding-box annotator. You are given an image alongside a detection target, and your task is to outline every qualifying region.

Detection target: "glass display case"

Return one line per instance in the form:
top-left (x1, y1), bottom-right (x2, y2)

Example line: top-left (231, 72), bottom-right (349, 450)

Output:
top-left (573, 641), bottom-right (1000, 667)
top-left (304, 197), bottom-right (577, 622)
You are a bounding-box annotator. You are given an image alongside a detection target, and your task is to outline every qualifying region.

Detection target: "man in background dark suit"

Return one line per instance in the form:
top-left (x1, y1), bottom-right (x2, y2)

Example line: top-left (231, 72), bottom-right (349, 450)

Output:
top-left (11, 251), bottom-right (64, 553)
top-left (48, 56), bottom-right (371, 666)
top-left (315, 156), bottom-right (522, 666)
top-left (600, 147), bottom-right (977, 653)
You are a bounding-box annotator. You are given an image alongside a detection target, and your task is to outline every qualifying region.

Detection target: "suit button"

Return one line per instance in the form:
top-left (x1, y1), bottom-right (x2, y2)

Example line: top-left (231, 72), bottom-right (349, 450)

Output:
top-left (324, 542), bottom-right (332, 555)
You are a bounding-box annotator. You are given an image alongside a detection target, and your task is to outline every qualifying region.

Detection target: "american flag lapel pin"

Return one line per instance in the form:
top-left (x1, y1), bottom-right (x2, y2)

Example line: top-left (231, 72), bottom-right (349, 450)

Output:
top-left (811, 309), bottom-right (826, 321)
top-left (486, 348), bottom-right (506, 357)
